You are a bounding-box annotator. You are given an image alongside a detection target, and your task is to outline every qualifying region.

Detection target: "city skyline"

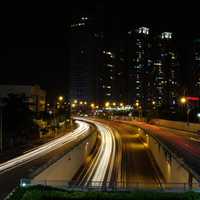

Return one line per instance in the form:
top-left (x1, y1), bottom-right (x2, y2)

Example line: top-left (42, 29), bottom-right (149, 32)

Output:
top-left (1, 4), bottom-right (200, 102)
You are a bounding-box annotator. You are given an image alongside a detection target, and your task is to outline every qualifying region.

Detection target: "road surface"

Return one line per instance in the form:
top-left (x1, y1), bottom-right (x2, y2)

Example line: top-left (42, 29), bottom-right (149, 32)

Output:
top-left (74, 118), bottom-right (162, 188)
top-left (118, 120), bottom-right (200, 178)
top-left (74, 118), bottom-right (119, 187)
top-left (0, 120), bottom-right (90, 200)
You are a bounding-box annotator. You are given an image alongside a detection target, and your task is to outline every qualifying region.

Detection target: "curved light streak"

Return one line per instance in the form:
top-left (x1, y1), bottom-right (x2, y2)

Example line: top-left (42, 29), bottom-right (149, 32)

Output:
top-left (0, 121), bottom-right (90, 173)
top-left (76, 118), bottom-right (116, 186)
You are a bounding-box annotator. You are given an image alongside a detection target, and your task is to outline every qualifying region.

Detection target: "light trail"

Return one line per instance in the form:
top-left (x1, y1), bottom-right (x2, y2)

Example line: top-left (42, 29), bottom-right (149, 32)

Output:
top-left (0, 121), bottom-right (90, 173)
top-left (75, 118), bottom-right (116, 186)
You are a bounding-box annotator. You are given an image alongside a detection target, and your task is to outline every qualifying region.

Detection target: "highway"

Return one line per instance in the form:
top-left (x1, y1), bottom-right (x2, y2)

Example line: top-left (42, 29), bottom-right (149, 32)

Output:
top-left (118, 120), bottom-right (200, 178)
top-left (0, 120), bottom-right (90, 200)
top-left (75, 118), bottom-right (162, 188)
top-left (74, 118), bottom-right (119, 187)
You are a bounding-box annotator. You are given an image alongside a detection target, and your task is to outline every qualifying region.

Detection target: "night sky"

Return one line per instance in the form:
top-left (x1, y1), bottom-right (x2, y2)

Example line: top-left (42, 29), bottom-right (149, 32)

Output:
top-left (1, 2), bottom-right (200, 101)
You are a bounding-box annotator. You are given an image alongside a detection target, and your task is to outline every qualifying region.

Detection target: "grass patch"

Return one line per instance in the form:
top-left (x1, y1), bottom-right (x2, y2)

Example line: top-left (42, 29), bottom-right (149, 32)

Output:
top-left (8, 186), bottom-right (200, 200)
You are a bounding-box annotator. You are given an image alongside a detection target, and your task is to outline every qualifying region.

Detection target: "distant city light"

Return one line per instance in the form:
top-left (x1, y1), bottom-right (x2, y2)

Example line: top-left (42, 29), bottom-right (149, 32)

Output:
top-left (71, 103), bottom-right (76, 108)
top-left (112, 102), bottom-right (116, 106)
top-left (90, 103), bottom-right (95, 108)
top-left (197, 113), bottom-right (200, 118)
top-left (137, 27), bottom-right (149, 35)
top-left (49, 110), bottom-right (53, 115)
top-left (58, 96), bottom-right (64, 101)
top-left (81, 17), bottom-right (88, 21)
top-left (161, 32), bottom-right (172, 39)
top-left (180, 97), bottom-right (187, 104)
top-left (105, 102), bottom-right (110, 107)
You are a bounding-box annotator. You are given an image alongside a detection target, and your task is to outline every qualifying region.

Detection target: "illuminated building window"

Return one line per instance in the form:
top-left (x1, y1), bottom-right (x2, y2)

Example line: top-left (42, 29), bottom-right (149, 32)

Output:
top-left (161, 32), bottom-right (172, 39)
top-left (137, 27), bottom-right (149, 35)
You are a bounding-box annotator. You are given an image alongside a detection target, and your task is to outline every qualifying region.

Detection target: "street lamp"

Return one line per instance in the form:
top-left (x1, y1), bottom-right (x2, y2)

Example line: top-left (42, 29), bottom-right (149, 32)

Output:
top-left (112, 102), bottom-right (116, 106)
top-left (120, 102), bottom-right (124, 107)
top-left (73, 99), bottom-right (78, 104)
top-left (135, 102), bottom-right (142, 120)
top-left (197, 113), bottom-right (200, 122)
top-left (71, 103), bottom-right (76, 108)
top-left (180, 97), bottom-right (190, 126)
top-left (90, 103), bottom-right (95, 109)
top-left (79, 101), bottom-right (83, 105)
top-left (84, 101), bottom-right (87, 105)
top-left (58, 96), bottom-right (64, 102)
top-left (180, 97), bottom-right (187, 104)
top-left (105, 102), bottom-right (110, 108)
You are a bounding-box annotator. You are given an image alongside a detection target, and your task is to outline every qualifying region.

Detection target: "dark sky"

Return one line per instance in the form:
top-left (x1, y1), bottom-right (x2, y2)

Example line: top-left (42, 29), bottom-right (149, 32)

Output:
top-left (1, 2), bottom-right (200, 101)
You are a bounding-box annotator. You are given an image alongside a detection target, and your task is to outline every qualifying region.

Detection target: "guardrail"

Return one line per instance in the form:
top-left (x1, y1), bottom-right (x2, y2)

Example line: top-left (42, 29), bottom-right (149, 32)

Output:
top-left (20, 179), bottom-right (200, 192)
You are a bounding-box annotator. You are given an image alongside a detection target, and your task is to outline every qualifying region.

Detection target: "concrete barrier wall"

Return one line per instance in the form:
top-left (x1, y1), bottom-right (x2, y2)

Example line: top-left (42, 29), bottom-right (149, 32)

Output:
top-left (151, 119), bottom-right (200, 133)
top-left (33, 131), bottom-right (97, 184)
top-left (139, 129), bottom-right (197, 185)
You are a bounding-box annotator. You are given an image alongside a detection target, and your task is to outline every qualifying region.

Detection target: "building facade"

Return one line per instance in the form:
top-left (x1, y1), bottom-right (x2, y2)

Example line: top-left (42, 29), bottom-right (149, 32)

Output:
top-left (0, 85), bottom-right (46, 112)
top-left (68, 16), bottom-right (104, 103)
top-left (128, 27), bottom-right (152, 110)
top-left (192, 39), bottom-right (200, 97)
top-left (151, 32), bottom-right (180, 115)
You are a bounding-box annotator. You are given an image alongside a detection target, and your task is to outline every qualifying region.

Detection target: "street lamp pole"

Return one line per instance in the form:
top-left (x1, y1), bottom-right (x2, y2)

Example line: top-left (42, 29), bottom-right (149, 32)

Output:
top-left (180, 97), bottom-right (190, 126)
top-left (186, 106), bottom-right (191, 126)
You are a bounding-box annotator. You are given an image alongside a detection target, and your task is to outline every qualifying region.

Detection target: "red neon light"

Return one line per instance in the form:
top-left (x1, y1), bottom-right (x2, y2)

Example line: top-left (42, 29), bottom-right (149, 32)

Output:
top-left (186, 96), bottom-right (200, 101)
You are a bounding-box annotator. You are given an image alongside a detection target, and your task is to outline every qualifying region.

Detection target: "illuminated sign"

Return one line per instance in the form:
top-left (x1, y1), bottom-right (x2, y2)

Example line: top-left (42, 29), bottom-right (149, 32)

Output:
top-left (186, 96), bottom-right (200, 101)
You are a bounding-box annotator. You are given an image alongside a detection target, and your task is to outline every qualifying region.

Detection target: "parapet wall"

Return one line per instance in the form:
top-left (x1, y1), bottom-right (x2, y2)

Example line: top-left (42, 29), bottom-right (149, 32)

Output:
top-left (151, 119), bottom-right (200, 133)
top-left (33, 130), bottom-right (97, 185)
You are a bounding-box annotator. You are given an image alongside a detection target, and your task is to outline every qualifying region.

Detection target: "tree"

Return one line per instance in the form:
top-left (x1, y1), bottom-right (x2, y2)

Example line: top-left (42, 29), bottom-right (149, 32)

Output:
top-left (2, 93), bottom-right (39, 147)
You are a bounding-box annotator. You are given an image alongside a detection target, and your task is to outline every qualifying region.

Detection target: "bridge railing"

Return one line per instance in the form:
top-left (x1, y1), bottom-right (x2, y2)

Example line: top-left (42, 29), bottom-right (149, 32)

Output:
top-left (20, 179), bottom-right (200, 192)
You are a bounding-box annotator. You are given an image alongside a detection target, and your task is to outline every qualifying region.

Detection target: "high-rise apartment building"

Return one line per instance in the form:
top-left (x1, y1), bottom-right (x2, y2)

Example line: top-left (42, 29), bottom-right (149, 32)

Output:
top-left (151, 32), bottom-right (180, 114)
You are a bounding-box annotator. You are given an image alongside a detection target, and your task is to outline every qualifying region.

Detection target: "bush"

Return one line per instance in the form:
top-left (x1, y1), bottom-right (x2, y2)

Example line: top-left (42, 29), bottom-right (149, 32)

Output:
top-left (8, 186), bottom-right (200, 200)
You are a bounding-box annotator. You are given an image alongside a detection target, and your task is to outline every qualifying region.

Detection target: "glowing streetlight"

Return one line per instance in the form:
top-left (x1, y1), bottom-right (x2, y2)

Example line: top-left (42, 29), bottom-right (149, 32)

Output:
top-left (135, 102), bottom-right (139, 107)
top-left (96, 105), bottom-right (99, 109)
top-left (80, 101), bottom-right (83, 105)
top-left (58, 96), bottom-right (64, 101)
top-left (152, 101), bottom-right (156, 105)
top-left (84, 101), bottom-right (87, 105)
top-left (180, 97), bottom-right (190, 126)
top-left (120, 102), bottom-right (124, 107)
top-left (90, 103), bottom-right (95, 109)
top-left (105, 102), bottom-right (110, 108)
top-left (112, 102), bottom-right (116, 106)
top-left (71, 103), bottom-right (76, 108)
top-left (73, 99), bottom-right (78, 104)
top-left (180, 97), bottom-right (187, 104)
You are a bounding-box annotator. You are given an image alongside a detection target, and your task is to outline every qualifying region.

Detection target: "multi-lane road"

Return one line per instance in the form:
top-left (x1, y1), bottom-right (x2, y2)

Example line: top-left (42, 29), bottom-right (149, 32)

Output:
top-left (0, 121), bottom-right (90, 199)
top-left (118, 120), bottom-right (200, 177)
top-left (2, 117), bottom-right (200, 199)
top-left (75, 118), bottom-right (162, 188)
